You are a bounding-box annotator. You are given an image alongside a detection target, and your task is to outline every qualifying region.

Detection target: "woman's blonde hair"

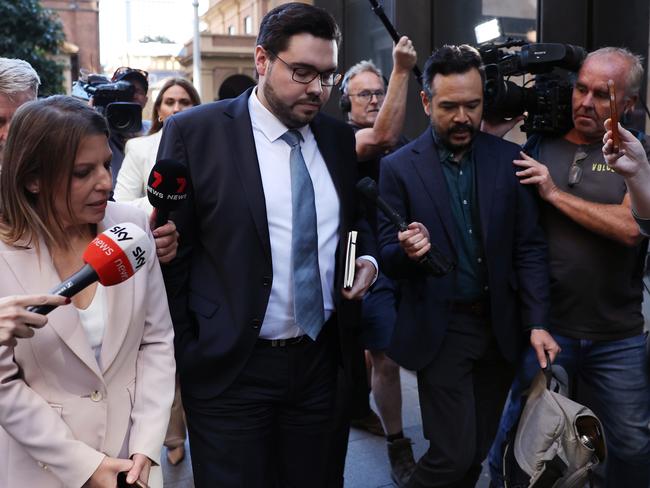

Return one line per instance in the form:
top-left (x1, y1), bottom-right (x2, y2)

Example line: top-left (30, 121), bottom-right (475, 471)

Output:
top-left (0, 95), bottom-right (108, 250)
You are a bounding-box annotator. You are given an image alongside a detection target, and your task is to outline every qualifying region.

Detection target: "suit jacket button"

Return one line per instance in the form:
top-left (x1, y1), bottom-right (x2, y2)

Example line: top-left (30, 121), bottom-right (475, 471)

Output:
top-left (90, 390), bottom-right (103, 402)
top-left (251, 318), bottom-right (262, 329)
top-left (262, 276), bottom-right (272, 286)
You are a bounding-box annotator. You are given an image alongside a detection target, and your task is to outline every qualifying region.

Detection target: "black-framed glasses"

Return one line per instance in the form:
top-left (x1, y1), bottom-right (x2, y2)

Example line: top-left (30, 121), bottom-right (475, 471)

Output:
top-left (349, 90), bottom-right (386, 102)
top-left (112, 66), bottom-right (149, 82)
top-left (268, 50), bottom-right (342, 87)
top-left (568, 147), bottom-right (589, 187)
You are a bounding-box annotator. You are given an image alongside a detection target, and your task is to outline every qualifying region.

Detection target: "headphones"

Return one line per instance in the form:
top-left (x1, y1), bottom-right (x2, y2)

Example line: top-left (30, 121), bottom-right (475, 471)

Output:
top-left (338, 70), bottom-right (389, 114)
top-left (338, 71), bottom-right (353, 113)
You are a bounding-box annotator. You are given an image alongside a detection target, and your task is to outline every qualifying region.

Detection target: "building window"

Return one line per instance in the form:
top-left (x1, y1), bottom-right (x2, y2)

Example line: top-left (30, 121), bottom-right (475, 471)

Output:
top-left (244, 15), bottom-right (253, 34)
top-left (228, 25), bottom-right (235, 35)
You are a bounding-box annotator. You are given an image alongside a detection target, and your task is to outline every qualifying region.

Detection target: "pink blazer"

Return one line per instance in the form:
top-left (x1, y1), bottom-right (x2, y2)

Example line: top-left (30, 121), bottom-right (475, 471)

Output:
top-left (0, 202), bottom-right (175, 488)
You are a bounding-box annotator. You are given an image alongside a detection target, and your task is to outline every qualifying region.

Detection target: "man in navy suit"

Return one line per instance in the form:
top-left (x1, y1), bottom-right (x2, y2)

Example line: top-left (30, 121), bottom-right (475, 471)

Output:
top-left (377, 44), bottom-right (559, 488)
top-left (157, 3), bottom-right (377, 487)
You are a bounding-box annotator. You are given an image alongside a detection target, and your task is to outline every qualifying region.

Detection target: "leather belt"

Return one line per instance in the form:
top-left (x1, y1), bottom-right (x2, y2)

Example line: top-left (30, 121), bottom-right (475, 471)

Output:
top-left (256, 336), bottom-right (308, 347)
top-left (449, 300), bottom-right (490, 317)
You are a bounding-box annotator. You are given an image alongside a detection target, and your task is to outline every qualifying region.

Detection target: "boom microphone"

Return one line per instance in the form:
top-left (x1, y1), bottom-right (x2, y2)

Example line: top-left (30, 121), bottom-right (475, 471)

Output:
top-left (27, 222), bottom-right (150, 315)
top-left (147, 159), bottom-right (189, 229)
top-left (356, 177), bottom-right (453, 277)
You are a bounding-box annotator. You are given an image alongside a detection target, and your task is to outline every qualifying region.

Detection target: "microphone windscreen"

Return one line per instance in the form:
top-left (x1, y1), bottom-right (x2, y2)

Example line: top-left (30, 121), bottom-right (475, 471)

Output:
top-left (83, 222), bottom-right (150, 286)
top-left (356, 177), bottom-right (379, 201)
top-left (147, 158), bottom-right (189, 212)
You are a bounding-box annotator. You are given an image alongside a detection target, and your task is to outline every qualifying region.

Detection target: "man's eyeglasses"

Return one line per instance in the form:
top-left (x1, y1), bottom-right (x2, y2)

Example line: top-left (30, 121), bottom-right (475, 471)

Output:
top-left (348, 90), bottom-right (386, 102)
top-left (568, 147), bottom-right (589, 187)
top-left (112, 66), bottom-right (149, 82)
top-left (268, 50), bottom-right (342, 87)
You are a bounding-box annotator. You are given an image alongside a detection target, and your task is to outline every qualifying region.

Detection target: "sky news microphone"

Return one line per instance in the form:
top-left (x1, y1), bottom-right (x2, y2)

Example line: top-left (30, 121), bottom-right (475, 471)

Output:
top-left (147, 158), bottom-right (189, 229)
top-left (356, 177), bottom-right (454, 277)
top-left (27, 222), bottom-right (150, 315)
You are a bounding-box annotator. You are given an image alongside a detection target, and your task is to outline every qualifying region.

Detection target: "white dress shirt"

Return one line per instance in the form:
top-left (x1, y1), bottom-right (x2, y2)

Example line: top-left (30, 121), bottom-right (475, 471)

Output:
top-left (249, 90), bottom-right (342, 339)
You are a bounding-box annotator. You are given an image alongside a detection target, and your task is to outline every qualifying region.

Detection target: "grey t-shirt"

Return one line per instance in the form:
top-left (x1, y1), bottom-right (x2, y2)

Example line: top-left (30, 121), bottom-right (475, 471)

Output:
top-left (532, 136), bottom-right (647, 340)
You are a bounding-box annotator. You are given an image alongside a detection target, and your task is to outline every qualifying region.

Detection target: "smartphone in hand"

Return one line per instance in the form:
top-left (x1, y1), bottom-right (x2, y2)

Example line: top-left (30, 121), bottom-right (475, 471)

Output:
top-left (117, 472), bottom-right (149, 488)
top-left (608, 79), bottom-right (620, 153)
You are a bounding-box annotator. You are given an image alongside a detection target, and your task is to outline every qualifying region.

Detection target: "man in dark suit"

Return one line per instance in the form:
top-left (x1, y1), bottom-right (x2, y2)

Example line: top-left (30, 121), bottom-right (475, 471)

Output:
top-left (377, 45), bottom-right (559, 488)
top-left (157, 3), bottom-right (377, 487)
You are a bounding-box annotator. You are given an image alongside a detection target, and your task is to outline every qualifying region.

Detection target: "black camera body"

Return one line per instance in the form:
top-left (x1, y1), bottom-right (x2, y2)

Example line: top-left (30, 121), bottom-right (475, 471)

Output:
top-left (479, 40), bottom-right (587, 135)
top-left (72, 75), bottom-right (142, 134)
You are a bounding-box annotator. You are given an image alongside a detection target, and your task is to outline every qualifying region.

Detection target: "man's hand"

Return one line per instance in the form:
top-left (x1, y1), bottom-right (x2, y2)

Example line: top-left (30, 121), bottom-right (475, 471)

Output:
top-left (393, 36), bottom-right (417, 74)
top-left (514, 151), bottom-right (559, 201)
top-left (342, 258), bottom-right (376, 300)
top-left (530, 329), bottom-right (561, 368)
top-left (84, 456), bottom-right (133, 488)
top-left (398, 222), bottom-right (431, 261)
top-left (603, 119), bottom-right (649, 178)
top-left (480, 115), bottom-right (525, 138)
top-left (149, 210), bottom-right (179, 264)
top-left (0, 294), bottom-right (70, 347)
top-left (126, 453), bottom-right (152, 485)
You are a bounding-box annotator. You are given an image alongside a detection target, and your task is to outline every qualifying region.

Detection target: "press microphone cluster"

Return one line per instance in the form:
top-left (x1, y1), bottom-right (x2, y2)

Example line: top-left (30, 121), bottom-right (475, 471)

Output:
top-left (27, 222), bottom-right (150, 315)
top-left (147, 158), bottom-right (189, 229)
top-left (356, 177), bottom-right (453, 277)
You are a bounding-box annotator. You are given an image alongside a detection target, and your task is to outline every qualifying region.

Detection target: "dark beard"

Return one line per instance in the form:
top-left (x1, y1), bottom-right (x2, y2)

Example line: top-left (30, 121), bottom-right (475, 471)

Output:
top-left (262, 81), bottom-right (321, 129)
top-left (433, 122), bottom-right (477, 152)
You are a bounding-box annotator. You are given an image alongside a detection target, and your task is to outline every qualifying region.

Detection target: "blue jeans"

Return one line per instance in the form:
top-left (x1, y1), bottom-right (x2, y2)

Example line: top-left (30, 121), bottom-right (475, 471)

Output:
top-left (488, 332), bottom-right (650, 488)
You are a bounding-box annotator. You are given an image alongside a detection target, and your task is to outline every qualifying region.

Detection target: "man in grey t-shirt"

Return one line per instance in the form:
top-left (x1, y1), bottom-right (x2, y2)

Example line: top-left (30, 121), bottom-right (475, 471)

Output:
top-left (489, 47), bottom-right (650, 488)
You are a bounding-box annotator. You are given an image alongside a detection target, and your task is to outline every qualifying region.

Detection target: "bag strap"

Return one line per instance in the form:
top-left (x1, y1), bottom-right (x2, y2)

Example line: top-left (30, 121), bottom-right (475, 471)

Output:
top-left (542, 351), bottom-right (553, 389)
top-left (531, 455), bottom-right (568, 488)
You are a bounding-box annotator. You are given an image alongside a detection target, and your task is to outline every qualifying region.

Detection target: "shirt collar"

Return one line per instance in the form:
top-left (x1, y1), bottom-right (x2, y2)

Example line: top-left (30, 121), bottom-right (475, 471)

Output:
top-left (248, 88), bottom-right (310, 143)
top-left (431, 127), bottom-right (474, 164)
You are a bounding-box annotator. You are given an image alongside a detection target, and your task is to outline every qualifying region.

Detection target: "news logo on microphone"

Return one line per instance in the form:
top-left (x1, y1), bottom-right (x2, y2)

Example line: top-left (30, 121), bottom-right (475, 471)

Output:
top-left (83, 222), bottom-right (150, 286)
top-left (147, 158), bottom-right (189, 228)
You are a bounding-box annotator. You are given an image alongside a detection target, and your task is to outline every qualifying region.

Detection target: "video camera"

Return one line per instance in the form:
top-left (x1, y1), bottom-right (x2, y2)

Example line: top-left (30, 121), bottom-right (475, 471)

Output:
top-left (72, 74), bottom-right (142, 134)
top-left (479, 40), bottom-right (587, 134)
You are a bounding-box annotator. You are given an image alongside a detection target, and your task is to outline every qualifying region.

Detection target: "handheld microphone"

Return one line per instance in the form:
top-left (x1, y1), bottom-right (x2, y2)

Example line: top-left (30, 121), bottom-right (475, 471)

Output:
top-left (146, 159), bottom-right (189, 229)
top-left (356, 177), bottom-right (454, 277)
top-left (28, 222), bottom-right (150, 315)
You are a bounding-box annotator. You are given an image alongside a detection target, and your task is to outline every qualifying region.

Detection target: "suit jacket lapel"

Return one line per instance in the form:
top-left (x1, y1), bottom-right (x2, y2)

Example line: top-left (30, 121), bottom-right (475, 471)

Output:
top-left (410, 130), bottom-right (457, 249)
top-left (311, 114), bottom-right (344, 201)
top-left (1, 241), bottom-right (103, 379)
top-left (98, 212), bottom-right (135, 373)
top-left (224, 88), bottom-right (272, 263)
top-left (474, 133), bottom-right (499, 246)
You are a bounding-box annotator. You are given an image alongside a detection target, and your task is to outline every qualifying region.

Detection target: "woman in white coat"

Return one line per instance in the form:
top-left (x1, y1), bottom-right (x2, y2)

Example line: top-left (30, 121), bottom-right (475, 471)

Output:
top-left (114, 77), bottom-right (199, 466)
top-left (0, 96), bottom-right (175, 488)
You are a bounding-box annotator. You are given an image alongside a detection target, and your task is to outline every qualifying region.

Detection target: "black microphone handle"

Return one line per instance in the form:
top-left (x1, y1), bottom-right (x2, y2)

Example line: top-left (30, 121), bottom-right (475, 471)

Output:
top-left (373, 196), bottom-right (453, 277)
top-left (154, 208), bottom-right (169, 229)
top-left (374, 194), bottom-right (408, 232)
top-left (367, 0), bottom-right (423, 86)
top-left (26, 265), bottom-right (99, 315)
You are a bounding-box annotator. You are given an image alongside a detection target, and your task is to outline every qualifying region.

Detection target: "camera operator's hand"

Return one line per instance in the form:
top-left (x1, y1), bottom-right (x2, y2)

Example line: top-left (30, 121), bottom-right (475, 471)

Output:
top-left (602, 119), bottom-right (649, 178)
top-left (514, 151), bottom-right (559, 201)
top-left (393, 36), bottom-right (417, 74)
top-left (480, 115), bottom-right (525, 138)
top-left (398, 222), bottom-right (431, 261)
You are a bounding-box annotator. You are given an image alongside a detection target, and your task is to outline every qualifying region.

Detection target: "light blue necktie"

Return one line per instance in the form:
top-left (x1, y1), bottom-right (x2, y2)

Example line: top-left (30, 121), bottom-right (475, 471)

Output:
top-left (280, 129), bottom-right (325, 340)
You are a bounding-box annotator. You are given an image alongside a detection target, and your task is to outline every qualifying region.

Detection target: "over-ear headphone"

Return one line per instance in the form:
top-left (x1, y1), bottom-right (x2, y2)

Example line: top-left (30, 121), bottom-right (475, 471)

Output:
top-left (339, 71), bottom-right (353, 113)
top-left (339, 92), bottom-right (351, 112)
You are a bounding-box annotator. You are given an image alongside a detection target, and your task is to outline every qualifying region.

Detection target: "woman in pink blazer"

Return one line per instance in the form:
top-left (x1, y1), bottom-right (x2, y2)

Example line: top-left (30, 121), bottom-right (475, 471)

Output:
top-left (0, 96), bottom-right (175, 488)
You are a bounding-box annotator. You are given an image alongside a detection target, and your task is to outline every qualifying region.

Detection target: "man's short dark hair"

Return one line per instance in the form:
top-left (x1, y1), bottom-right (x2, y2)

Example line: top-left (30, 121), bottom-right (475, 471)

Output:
top-left (256, 2), bottom-right (341, 57)
top-left (422, 44), bottom-right (483, 97)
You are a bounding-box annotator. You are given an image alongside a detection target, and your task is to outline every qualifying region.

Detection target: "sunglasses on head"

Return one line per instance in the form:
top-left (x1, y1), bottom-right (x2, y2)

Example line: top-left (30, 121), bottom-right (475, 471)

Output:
top-left (112, 67), bottom-right (149, 82)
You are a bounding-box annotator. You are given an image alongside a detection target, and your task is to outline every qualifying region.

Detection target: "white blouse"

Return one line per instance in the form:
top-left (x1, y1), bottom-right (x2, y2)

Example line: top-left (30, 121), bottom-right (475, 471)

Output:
top-left (75, 284), bottom-right (107, 367)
